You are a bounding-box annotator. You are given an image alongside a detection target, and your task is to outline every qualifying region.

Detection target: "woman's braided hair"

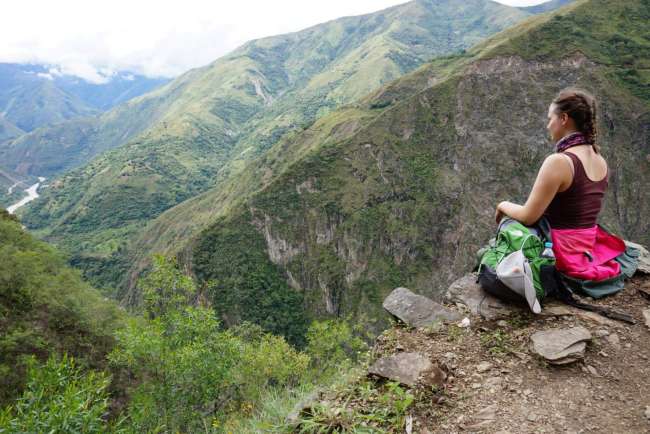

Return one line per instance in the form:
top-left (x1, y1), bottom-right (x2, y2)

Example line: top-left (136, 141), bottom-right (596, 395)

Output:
top-left (552, 87), bottom-right (600, 154)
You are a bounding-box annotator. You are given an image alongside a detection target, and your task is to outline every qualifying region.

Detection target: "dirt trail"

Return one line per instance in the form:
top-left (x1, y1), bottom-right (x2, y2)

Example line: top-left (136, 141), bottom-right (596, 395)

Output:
top-left (379, 275), bottom-right (650, 434)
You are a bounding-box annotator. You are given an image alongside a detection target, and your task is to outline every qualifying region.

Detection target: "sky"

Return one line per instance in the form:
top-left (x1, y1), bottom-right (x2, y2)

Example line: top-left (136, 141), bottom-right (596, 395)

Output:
top-left (0, 0), bottom-right (552, 83)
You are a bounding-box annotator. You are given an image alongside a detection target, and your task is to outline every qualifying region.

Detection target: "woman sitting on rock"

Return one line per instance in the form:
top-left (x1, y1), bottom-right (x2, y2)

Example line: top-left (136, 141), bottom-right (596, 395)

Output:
top-left (493, 87), bottom-right (626, 281)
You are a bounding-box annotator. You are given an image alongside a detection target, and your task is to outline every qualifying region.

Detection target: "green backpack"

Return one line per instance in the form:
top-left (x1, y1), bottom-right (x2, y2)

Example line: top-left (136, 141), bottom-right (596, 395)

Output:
top-left (475, 217), bottom-right (639, 322)
top-left (476, 217), bottom-right (555, 313)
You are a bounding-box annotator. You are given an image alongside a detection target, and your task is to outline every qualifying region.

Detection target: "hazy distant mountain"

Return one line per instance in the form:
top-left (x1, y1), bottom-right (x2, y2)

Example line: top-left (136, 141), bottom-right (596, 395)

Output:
top-left (518, 0), bottom-right (574, 14)
top-left (0, 63), bottom-right (169, 135)
top-left (0, 63), bottom-right (97, 135)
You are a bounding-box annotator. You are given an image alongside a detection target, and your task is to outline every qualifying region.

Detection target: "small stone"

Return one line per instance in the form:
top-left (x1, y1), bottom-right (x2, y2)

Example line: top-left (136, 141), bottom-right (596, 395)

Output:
top-left (643, 308), bottom-right (650, 329)
top-left (476, 361), bottom-right (493, 373)
top-left (475, 404), bottom-right (497, 421)
top-left (541, 304), bottom-right (573, 316)
top-left (586, 365), bottom-right (600, 377)
top-left (458, 317), bottom-right (471, 328)
top-left (644, 406), bottom-right (650, 420)
top-left (606, 333), bottom-right (621, 349)
top-left (527, 413), bottom-right (538, 422)
top-left (594, 329), bottom-right (610, 338)
top-left (485, 377), bottom-right (503, 388)
top-left (574, 310), bottom-right (616, 326)
top-left (368, 352), bottom-right (444, 387)
top-left (497, 320), bottom-right (509, 327)
top-left (624, 240), bottom-right (650, 274)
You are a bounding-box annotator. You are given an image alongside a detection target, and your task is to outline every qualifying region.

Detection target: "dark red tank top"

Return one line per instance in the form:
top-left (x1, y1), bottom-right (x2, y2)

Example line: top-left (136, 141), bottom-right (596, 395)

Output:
top-left (543, 151), bottom-right (608, 229)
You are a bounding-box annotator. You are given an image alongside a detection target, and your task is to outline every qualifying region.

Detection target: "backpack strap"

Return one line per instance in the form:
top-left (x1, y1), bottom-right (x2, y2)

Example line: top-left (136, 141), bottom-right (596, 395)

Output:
top-left (545, 266), bottom-right (636, 324)
top-left (535, 216), bottom-right (552, 243)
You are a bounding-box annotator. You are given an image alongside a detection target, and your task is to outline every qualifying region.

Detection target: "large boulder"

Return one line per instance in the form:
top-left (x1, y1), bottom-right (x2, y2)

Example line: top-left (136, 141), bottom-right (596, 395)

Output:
top-left (530, 326), bottom-right (592, 365)
top-left (445, 272), bottom-right (517, 320)
top-left (383, 287), bottom-right (460, 328)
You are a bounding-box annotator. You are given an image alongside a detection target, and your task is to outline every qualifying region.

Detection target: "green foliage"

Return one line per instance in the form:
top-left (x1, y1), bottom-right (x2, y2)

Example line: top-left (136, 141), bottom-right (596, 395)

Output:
top-left (139, 254), bottom-right (196, 318)
top-left (295, 379), bottom-right (415, 433)
top-left (194, 216), bottom-right (309, 347)
top-left (0, 354), bottom-right (118, 434)
top-left (305, 319), bottom-right (369, 380)
top-left (109, 256), bottom-right (311, 432)
top-left (0, 210), bottom-right (123, 405)
top-left (109, 307), bottom-right (241, 432)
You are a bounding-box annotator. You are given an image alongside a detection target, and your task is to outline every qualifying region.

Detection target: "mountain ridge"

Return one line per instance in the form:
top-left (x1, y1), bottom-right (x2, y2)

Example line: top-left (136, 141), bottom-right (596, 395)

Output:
top-left (111, 0), bottom-right (649, 339)
top-left (14, 0), bottom-right (568, 289)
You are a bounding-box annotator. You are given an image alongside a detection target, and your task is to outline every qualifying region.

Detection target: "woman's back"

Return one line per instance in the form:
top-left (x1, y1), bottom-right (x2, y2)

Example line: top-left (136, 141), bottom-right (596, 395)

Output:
top-left (543, 147), bottom-right (608, 229)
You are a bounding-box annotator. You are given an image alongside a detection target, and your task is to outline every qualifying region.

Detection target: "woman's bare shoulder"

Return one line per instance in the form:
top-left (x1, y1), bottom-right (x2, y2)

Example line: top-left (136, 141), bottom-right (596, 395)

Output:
top-left (544, 153), bottom-right (573, 171)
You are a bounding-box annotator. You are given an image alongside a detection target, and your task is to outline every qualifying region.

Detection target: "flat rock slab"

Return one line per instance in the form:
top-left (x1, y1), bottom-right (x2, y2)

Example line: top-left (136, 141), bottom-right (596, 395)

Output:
top-left (530, 326), bottom-right (592, 365)
top-left (445, 272), bottom-right (516, 320)
top-left (643, 308), bottom-right (650, 329)
top-left (383, 287), bottom-right (460, 327)
top-left (368, 352), bottom-right (445, 387)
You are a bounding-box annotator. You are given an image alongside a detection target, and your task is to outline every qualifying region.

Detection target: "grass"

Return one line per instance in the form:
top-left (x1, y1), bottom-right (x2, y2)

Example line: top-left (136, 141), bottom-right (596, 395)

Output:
top-left (479, 329), bottom-right (515, 356)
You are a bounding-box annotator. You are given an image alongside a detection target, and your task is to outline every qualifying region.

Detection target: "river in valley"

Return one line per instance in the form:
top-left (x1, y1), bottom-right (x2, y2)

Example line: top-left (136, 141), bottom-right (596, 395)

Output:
top-left (7, 176), bottom-right (46, 214)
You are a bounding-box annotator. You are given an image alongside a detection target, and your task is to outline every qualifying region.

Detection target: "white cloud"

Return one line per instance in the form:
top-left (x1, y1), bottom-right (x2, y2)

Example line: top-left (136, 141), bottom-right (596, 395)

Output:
top-left (0, 0), bottom-right (552, 83)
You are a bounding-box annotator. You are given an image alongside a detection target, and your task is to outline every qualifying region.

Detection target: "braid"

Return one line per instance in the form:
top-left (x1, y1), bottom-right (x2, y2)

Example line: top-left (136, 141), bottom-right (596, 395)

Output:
top-left (552, 87), bottom-right (600, 154)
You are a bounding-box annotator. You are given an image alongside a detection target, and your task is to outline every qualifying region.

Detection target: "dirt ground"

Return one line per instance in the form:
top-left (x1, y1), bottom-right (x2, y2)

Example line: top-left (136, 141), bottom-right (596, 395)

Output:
top-left (367, 274), bottom-right (650, 434)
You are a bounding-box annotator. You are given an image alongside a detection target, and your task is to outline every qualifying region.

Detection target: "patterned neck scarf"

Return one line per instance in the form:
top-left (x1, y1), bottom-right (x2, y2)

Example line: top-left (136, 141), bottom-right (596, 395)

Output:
top-left (554, 131), bottom-right (588, 153)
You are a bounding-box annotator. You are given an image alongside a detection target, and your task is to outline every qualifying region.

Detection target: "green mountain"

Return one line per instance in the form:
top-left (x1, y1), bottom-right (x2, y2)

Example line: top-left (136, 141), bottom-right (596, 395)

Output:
top-left (0, 114), bottom-right (24, 142)
top-left (16, 0), bottom-right (570, 288)
top-left (113, 0), bottom-right (648, 337)
top-left (0, 209), bottom-right (123, 405)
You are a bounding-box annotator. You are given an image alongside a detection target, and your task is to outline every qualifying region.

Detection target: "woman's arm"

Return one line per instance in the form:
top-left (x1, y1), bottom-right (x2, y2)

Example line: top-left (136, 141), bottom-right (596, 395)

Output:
top-left (495, 154), bottom-right (569, 225)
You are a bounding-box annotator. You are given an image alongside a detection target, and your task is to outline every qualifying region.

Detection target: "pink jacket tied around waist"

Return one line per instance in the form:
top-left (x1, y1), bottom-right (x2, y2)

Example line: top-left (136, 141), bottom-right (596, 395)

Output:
top-left (550, 224), bottom-right (626, 281)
